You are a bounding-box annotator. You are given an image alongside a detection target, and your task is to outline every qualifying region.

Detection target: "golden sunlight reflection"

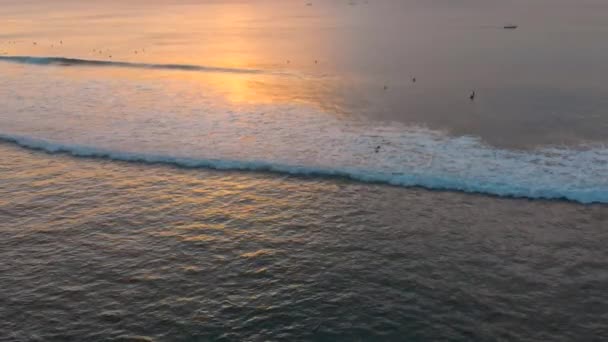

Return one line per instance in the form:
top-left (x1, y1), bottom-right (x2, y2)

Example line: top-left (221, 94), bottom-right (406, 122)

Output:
top-left (49, 63), bottom-right (356, 117)
top-left (2, 0), bottom-right (361, 115)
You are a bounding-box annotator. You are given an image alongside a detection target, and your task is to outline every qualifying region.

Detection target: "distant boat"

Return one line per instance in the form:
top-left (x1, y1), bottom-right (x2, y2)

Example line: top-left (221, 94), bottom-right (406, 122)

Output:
top-left (503, 25), bottom-right (518, 29)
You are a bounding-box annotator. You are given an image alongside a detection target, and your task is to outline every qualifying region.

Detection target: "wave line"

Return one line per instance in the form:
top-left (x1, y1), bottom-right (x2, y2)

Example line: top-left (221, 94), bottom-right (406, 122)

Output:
top-left (0, 55), bottom-right (267, 74)
top-left (1, 133), bottom-right (606, 204)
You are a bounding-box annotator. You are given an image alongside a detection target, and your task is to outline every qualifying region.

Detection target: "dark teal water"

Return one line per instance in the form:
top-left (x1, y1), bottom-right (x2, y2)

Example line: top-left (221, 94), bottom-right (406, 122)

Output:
top-left (1, 144), bottom-right (607, 341)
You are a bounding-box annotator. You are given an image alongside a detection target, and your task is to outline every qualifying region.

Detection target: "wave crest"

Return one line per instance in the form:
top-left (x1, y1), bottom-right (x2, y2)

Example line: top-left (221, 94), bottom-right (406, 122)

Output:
top-left (0, 55), bottom-right (265, 74)
top-left (1, 133), bottom-right (606, 204)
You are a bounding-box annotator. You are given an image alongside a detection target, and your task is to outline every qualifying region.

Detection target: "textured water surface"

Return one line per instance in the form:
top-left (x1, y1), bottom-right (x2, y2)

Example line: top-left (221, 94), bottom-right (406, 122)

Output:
top-left (1, 64), bottom-right (607, 204)
top-left (2, 0), bottom-right (608, 341)
top-left (1, 145), bottom-right (607, 341)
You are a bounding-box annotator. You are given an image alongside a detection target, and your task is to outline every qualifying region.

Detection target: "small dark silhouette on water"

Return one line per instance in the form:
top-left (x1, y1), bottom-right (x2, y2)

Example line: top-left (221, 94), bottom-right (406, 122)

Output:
top-left (375, 145), bottom-right (381, 153)
top-left (470, 91), bottom-right (476, 101)
top-left (412, 77), bottom-right (416, 83)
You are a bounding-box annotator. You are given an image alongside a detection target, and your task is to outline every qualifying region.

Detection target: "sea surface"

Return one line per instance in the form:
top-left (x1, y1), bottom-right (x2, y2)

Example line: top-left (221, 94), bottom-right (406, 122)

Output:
top-left (1, 0), bottom-right (607, 341)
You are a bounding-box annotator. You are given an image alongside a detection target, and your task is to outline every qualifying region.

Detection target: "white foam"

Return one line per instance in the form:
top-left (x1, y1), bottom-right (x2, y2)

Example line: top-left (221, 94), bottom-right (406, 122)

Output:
top-left (1, 65), bottom-right (606, 204)
top-left (1, 133), bottom-right (606, 204)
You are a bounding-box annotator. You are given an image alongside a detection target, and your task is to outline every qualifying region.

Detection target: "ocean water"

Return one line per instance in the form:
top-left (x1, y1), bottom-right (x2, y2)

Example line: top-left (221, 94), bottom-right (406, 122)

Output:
top-left (1, 0), bottom-right (608, 341)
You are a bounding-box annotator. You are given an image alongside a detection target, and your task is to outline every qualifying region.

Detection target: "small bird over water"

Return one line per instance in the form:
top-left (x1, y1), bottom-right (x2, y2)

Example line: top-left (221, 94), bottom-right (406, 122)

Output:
top-left (412, 77), bottom-right (416, 83)
top-left (470, 91), bottom-right (476, 101)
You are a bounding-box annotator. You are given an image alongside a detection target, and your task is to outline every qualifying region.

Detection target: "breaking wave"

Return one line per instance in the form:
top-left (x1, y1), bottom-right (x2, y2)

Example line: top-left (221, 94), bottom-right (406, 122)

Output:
top-left (0, 55), bottom-right (267, 74)
top-left (1, 133), bottom-right (606, 204)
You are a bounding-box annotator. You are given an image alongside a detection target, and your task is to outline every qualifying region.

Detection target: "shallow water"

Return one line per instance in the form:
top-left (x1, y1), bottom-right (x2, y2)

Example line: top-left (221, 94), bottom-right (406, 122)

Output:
top-left (2, 0), bottom-right (608, 146)
top-left (1, 59), bottom-right (607, 204)
top-left (1, 0), bottom-right (608, 340)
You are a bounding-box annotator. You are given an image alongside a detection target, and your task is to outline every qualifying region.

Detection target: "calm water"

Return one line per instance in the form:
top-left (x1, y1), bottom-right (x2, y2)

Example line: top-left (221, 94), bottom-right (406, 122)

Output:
top-left (1, 0), bottom-right (608, 340)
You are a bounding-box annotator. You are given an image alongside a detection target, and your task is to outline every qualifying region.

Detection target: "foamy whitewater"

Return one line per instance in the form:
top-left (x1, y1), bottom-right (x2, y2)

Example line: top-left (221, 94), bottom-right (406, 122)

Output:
top-left (1, 131), bottom-right (607, 204)
top-left (1, 58), bottom-right (607, 204)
